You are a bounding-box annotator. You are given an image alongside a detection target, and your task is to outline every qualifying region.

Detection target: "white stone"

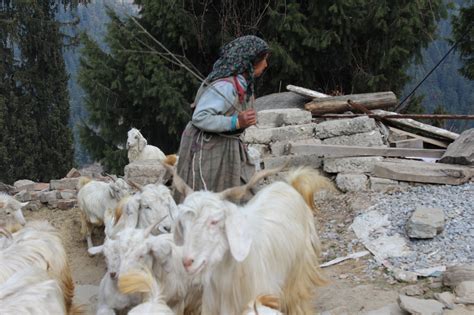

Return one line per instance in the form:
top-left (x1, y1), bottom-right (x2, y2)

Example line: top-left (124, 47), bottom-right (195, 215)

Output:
top-left (369, 176), bottom-right (401, 192)
top-left (434, 292), bottom-right (455, 309)
top-left (455, 281), bottom-right (474, 304)
top-left (323, 156), bottom-right (383, 174)
top-left (13, 179), bottom-right (36, 192)
top-left (124, 160), bottom-right (169, 185)
top-left (257, 108), bottom-right (312, 127)
top-left (393, 268), bottom-right (418, 283)
top-left (335, 173), bottom-right (368, 192)
top-left (39, 191), bottom-right (58, 204)
top-left (242, 123), bottom-right (316, 144)
top-left (14, 190), bottom-right (32, 202)
top-left (322, 130), bottom-right (385, 147)
top-left (50, 178), bottom-right (80, 191)
top-left (315, 116), bottom-right (377, 139)
top-left (364, 303), bottom-right (406, 315)
top-left (398, 295), bottom-right (444, 315)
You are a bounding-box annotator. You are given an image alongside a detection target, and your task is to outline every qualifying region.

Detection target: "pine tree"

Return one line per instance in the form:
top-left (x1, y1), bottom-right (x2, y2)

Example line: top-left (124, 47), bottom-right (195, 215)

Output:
top-left (0, 0), bottom-right (74, 183)
top-left (452, 3), bottom-right (474, 80)
top-left (79, 0), bottom-right (447, 172)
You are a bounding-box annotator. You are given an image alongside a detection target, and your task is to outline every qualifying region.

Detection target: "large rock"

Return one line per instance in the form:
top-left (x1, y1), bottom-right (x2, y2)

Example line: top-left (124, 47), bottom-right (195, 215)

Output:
top-left (13, 179), bottom-right (36, 192)
top-left (434, 292), bottom-right (455, 309)
top-left (314, 116), bottom-right (377, 139)
top-left (406, 207), bottom-right (445, 239)
top-left (335, 173), bottom-right (368, 192)
top-left (14, 190), bottom-right (32, 202)
top-left (322, 130), bottom-right (385, 147)
top-left (323, 156), bottom-right (383, 174)
top-left (443, 265), bottom-right (474, 288)
top-left (124, 160), bottom-right (169, 185)
top-left (50, 178), bottom-right (80, 191)
top-left (242, 123), bottom-right (316, 144)
top-left (398, 295), bottom-right (444, 315)
top-left (39, 191), bottom-right (59, 204)
top-left (455, 281), bottom-right (474, 304)
top-left (255, 92), bottom-right (309, 111)
top-left (257, 108), bottom-right (312, 128)
top-left (439, 128), bottom-right (474, 165)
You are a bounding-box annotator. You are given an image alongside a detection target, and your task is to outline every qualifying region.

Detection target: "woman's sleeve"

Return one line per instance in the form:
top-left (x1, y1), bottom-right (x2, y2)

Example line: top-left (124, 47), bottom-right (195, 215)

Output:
top-left (191, 81), bottom-right (237, 133)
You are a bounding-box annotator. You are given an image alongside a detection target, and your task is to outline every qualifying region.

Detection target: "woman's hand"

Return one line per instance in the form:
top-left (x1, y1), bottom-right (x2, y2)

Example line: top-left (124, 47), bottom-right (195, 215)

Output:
top-left (238, 109), bottom-right (257, 129)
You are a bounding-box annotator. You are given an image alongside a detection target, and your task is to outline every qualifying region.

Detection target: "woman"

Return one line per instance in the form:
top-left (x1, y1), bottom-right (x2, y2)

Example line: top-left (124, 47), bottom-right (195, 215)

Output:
top-left (175, 35), bottom-right (269, 199)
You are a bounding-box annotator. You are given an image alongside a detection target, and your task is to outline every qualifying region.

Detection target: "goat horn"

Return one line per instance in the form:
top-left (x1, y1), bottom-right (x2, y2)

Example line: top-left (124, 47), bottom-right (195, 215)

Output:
top-left (144, 215), bottom-right (168, 237)
top-left (126, 179), bottom-right (143, 192)
top-left (219, 163), bottom-right (287, 202)
top-left (0, 226), bottom-right (13, 239)
top-left (160, 161), bottom-right (193, 198)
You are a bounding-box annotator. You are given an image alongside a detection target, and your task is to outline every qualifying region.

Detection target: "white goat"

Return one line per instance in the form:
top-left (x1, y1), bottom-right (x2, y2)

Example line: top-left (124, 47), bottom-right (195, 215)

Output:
top-left (127, 128), bottom-right (166, 162)
top-left (0, 220), bottom-right (76, 313)
top-left (77, 177), bottom-right (132, 249)
top-left (242, 295), bottom-right (283, 315)
top-left (90, 237), bottom-right (141, 315)
top-left (0, 193), bottom-right (27, 232)
top-left (0, 268), bottom-right (66, 315)
top-left (118, 268), bottom-right (174, 315)
top-left (172, 167), bottom-right (332, 315)
top-left (91, 226), bottom-right (201, 315)
top-left (104, 183), bottom-right (179, 239)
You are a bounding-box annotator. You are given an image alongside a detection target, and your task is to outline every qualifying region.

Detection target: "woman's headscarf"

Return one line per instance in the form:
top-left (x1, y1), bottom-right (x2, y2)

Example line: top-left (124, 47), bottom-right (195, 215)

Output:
top-left (206, 35), bottom-right (269, 101)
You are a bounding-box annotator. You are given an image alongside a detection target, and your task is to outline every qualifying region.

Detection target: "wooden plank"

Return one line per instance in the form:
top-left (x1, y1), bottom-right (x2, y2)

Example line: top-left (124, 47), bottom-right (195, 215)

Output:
top-left (375, 110), bottom-right (459, 141)
top-left (390, 138), bottom-right (424, 149)
top-left (373, 158), bottom-right (474, 185)
top-left (305, 92), bottom-right (397, 114)
top-left (286, 85), bottom-right (330, 99)
top-left (388, 126), bottom-right (450, 148)
top-left (289, 144), bottom-right (445, 159)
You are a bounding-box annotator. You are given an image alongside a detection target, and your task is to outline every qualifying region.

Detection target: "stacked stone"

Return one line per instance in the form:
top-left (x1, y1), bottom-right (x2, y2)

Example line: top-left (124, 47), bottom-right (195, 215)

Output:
top-left (13, 168), bottom-right (82, 210)
top-left (124, 160), bottom-right (169, 185)
top-left (242, 111), bottom-right (407, 192)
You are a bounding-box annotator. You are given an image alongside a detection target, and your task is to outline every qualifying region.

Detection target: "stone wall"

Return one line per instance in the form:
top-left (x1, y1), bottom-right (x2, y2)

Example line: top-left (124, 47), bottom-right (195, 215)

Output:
top-left (243, 109), bottom-right (406, 192)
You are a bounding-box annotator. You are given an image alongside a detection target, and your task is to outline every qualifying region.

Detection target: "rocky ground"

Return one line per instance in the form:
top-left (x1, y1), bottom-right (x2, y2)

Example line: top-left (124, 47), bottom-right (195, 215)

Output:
top-left (23, 180), bottom-right (474, 315)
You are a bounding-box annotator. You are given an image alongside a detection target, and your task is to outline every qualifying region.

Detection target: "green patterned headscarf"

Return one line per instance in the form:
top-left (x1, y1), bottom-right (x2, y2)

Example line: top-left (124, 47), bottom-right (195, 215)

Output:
top-left (207, 35), bottom-right (269, 101)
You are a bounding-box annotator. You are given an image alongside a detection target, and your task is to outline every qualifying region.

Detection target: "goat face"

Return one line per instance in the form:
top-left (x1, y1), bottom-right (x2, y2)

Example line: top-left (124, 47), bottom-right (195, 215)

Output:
top-left (0, 198), bottom-right (27, 227)
top-left (139, 184), bottom-right (178, 233)
top-left (174, 191), bottom-right (243, 275)
top-left (108, 179), bottom-right (130, 200)
top-left (126, 128), bottom-right (147, 152)
top-left (88, 238), bottom-right (121, 280)
top-left (116, 228), bottom-right (155, 276)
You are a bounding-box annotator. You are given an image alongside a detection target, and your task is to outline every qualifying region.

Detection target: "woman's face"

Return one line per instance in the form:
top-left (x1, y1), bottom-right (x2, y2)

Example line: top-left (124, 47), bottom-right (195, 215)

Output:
top-left (253, 53), bottom-right (269, 78)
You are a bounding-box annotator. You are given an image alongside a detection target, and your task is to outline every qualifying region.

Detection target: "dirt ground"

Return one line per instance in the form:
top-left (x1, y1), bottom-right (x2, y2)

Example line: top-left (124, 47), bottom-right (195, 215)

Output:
top-left (23, 191), bottom-right (471, 315)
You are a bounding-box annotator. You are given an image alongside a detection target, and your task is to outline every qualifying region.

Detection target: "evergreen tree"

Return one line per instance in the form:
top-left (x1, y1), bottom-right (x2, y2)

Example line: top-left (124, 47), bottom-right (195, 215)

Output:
top-left (79, 0), bottom-right (446, 172)
top-left (452, 2), bottom-right (474, 79)
top-left (0, 0), bottom-right (74, 183)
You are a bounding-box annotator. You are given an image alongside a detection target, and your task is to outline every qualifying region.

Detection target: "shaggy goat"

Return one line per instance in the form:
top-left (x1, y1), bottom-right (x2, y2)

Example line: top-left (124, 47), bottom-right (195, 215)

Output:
top-left (0, 193), bottom-right (27, 232)
top-left (0, 268), bottom-right (66, 315)
top-left (0, 220), bottom-right (75, 313)
top-left (127, 128), bottom-right (166, 162)
top-left (172, 167), bottom-right (332, 315)
top-left (118, 268), bottom-right (174, 315)
top-left (77, 177), bottom-right (132, 249)
top-left (91, 225), bottom-right (201, 315)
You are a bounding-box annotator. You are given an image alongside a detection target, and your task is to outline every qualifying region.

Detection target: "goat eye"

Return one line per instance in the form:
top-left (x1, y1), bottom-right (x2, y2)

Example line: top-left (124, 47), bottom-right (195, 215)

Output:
top-left (210, 220), bottom-right (219, 226)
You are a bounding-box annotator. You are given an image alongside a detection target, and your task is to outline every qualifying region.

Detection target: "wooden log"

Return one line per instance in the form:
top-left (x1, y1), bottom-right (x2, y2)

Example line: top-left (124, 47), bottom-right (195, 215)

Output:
top-left (374, 110), bottom-right (459, 141)
top-left (388, 127), bottom-right (450, 148)
top-left (390, 138), bottom-right (424, 149)
top-left (442, 265), bottom-right (474, 288)
top-left (373, 158), bottom-right (474, 185)
top-left (289, 144), bottom-right (445, 159)
top-left (305, 92), bottom-right (397, 114)
top-left (286, 85), bottom-right (330, 99)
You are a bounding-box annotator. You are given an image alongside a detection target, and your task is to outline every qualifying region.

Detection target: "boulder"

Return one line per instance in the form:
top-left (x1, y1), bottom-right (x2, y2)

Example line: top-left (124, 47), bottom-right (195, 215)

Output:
top-left (398, 295), bottom-right (444, 315)
top-left (124, 160), bottom-right (169, 185)
top-left (434, 292), bottom-right (455, 309)
top-left (439, 128), bottom-right (474, 165)
top-left (406, 207), bottom-right (445, 239)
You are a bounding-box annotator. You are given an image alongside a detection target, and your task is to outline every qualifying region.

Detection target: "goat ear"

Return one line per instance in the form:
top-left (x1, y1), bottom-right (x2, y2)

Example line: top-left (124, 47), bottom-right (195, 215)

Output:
top-left (225, 211), bottom-right (252, 262)
top-left (148, 237), bottom-right (172, 259)
top-left (138, 135), bottom-right (147, 151)
top-left (173, 219), bottom-right (185, 246)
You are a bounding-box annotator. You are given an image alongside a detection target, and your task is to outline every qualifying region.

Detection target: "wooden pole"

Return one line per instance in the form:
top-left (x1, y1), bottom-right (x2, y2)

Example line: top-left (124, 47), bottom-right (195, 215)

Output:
top-left (305, 92), bottom-right (397, 114)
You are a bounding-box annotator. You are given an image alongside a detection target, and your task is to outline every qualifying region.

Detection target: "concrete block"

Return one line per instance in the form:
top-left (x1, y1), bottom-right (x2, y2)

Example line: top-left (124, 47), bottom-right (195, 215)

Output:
top-left (322, 130), bottom-right (385, 147)
top-left (335, 173), bottom-right (368, 192)
top-left (323, 156), bottom-right (383, 174)
top-left (242, 124), bottom-right (316, 144)
top-left (257, 108), bottom-right (312, 127)
top-left (271, 138), bottom-right (322, 156)
top-left (315, 116), bottom-right (377, 139)
top-left (50, 178), bottom-right (80, 191)
top-left (263, 154), bottom-right (322, 170)
top-left (124, 160), bottom-right (169, 185)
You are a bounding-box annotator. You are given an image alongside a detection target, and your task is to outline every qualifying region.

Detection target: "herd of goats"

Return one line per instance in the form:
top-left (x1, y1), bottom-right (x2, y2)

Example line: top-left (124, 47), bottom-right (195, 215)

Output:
top-left (0, 128), bottom-right (336, 315)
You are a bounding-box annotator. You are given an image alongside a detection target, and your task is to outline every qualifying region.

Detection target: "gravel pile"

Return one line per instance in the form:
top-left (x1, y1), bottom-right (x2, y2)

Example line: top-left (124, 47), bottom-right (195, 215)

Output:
top-left (367, 182), bottom-right (474, 271)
